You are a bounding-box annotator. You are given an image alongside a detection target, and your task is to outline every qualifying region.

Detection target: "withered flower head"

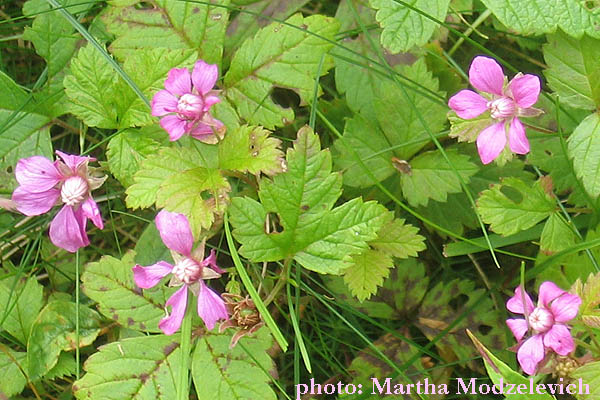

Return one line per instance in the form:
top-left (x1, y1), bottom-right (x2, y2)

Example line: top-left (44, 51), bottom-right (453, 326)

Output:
top-left (219, 293), bottom-right (264, 348)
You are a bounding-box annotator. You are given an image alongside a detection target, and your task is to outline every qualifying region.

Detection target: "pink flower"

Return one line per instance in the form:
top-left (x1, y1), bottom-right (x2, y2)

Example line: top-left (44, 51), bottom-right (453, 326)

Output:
top-left (151, 60), bottom-right (225, 143)
top-left (506, 282), bottom-right (581, 375)
top-left (12, 151), bottom-right (106, 253)
top-left (132, 210), bottom-right (228, 335)
top-left (448, 56), bottom-right (542, 164)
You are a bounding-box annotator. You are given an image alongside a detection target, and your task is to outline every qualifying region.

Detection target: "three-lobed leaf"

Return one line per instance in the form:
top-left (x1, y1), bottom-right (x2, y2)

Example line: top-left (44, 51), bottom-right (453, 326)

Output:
top-left (230, 126), bottom-right (390, 274)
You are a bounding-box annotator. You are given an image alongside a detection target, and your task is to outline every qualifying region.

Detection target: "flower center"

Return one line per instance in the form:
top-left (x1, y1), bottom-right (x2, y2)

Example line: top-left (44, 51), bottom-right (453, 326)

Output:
top-left (172, 257), bottom-right (201, 285)
top-left (177, 94), bottom-right (204, 119)
top-left (60, 176), bottom-right (88, 207)
top-left (528, 307), bottom-right (554, 333)
top-left (488, 97), bottom-right (516, 119)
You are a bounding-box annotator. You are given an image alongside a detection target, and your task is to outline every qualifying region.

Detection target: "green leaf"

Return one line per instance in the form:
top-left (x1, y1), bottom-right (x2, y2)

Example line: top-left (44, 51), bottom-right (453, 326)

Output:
top-left (400, 149), bottom-right (478, 207)
top-left (134, 223), bottom-right (173, 267)
top-left (0, 276), bottom-right (44, 345)
top-left (22, 5), bottom-right (79, 77)
top-left (82, 252), bottom-right (174, 333)
top-left (467, 330), bottom-right (555, 399)
top-left (45, 352), bottom-right (77, 380)
top-left (101, 0), bottom-right (230, 63)
top-left (27, 301), bottom-right (101, 379)
top-left (73, 335), bottom-right (180, 400)
top-left (568, 112), bottom-right (600, 198)
top-left (417, 279), bottom-right (508, 371)
top-left (543, 31), bottom-right (600, 110)
top-left (106, 126), bottom-right (168, 188)
top-left (481, 0), bottom-right (600, 39)
top-left (448, 111), bottom-right (493, 143)
top-left (230, 126), bottom-right (390, 274)
top-left (192, 328), bottom-right (277, 400)
top-left (540, 213), bottom-right (577, 254)
top-left (369, 0), bottom-right (451, 53)
top-left (218, 125), bottom-right (285, 176)
top-left (573, 362), bottom-right (600, 400)
top-left (343, 250), bottom-right (393, 301)
top-left (126, 146), bottom-right (212, 209)
top-left (573, 272), bottom-right (600, 329)
top-left (370, 218), bottom-right (427, 258)
top-left (156, 167), bottom-right (230, 237)
top-left (477, 177), bottom-right (556, 236)
top-left (0, 72), bottom-right (51, 159)
top-left (223, 14), bottom-right (339, 129)
top-left (326, 258), bottom-right (429, 320)
top-left (0, 349), bottom-right (27, 398)
top-left (63, 44), bottom-right (121, 129)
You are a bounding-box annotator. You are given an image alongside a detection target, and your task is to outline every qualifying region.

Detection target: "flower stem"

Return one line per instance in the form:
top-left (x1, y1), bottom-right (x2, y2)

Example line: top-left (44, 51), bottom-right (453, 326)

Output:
top-left (75, 249), bottom-right (80, 380)
top-left (177, 295), bottom-right (193, 400)
top-left (263, 258), bottom-right (292, 307)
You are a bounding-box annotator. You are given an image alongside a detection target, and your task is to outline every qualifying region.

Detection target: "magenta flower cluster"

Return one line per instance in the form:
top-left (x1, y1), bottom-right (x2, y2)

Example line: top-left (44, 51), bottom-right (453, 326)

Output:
top-left (448, 56), bottom-right (542, 164)
top-left (506, 282), bottom-right (581, 375)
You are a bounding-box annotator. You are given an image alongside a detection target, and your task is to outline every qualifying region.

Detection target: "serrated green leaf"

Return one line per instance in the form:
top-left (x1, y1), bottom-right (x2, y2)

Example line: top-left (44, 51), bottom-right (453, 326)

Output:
top-left (370, 0), bottom-right (451, 53)
top-left (371, 218), bottom-right (426, 258)
top-left (192, 328), bottom-right (277, 400)
top-left (45, 352), bottom-right (77, 380)
top-left (0, 276), bottom-right (44, 345)
top-left (417, 279), bottom-right (508, 371)
top-left (27, 301), bottom-right (101, 379)
top-left (568, 112), bottom-right (600, 198)
top-left (326, 258), bottom-right (429, 319)
top-left (572, 362), bottom-right (600, 400)
top-left (102, 0), bottom-right (230, 63)
top-left (481, 0), bottom-right (600, 38)
top-left (218, 125), bottom-right (285, 176)
top-left (0, 72), bottom-right (51, 159)
top-left (230, 126), bottom-right (390, 274)
top-left (573, 272), bottom-right (600, 329)
top-left (343, 249), bottom-right (393, 301)
top-left (82, 252), bottom-right (174, 333)
top-left (448, 111), bottom-right (493, 143)
top-left (401, 149), bottom-right (478, 207)
top-left (134, 223), bottom-right (173, 267)
top-left (543, 32), bottom-right (600, 110)
top-left (540, 213), bottom-right (577, 254)
top-left (73, 335), bottom-right (180, 400)
top-left (126, 146), bottom-right (212, 209)
top-left (0, 349), bottom-right (27, 398)
top-left (224, 14), bottom-right (339, 129)
top-left (106, 126), bottom-right (168, 188)
top-left (156, 167), bottom-right (230, 237)
top-left (477, 177), bottom-right (556, 236)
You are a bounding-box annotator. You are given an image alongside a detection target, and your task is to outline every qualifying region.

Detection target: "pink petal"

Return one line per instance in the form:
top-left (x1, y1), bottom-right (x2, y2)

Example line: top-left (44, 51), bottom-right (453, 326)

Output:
top-left (159, 285), bottom-right (188, 335)
top-left (15, 156), bottom-right (62, 192)
top-left (49, 205), bottom-right (89, 253)
top-left (203, 95), bottom-right (221, 111)
top-left (151, 90), bottom-right (178, 117)
top-left (197, 282), bottom-right (228, 330)
top-left (508, 118), bottom-right (530, 155)
top-left (80, 197), bottom-right (103, 229)
top-left (132, 261), bottom-right (173, 289)
top-left (507, 285), bottom-right (535, 315)
top-left (55, 150), bottom-right (93, 171)
top-left (550, 293), bottom-right (581, 323)
top-left (12, 186), bottom-right (60, 216)
top-left (160, 115), bottom-right (187, 141)
top-left (517, 334), bottom-right (545, 375)
top-left (506, 318), bottom-right (529, 341)
top-left (191, 61), bottom-right (218, 95)
top-left (476, 122), bottom-right (506, 164)
top-left (155, 210), bottom-right (194, 256)
top-left (164, 68), bottom-right (191, 96)
top-left (543, 324), bottom-right (575, 355)
top-left (448, 90), bottom-right (489, 119)
top-left (508, 74), bottom-right (540, 108)
top-left (469, 56), bottom-right (505, 96)
top-left (188, 122), bottom-right (214, 138)
top-left (538, 281), bottom-right (565, 307)
top-left (202, 249), bottom-right (225, 274)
